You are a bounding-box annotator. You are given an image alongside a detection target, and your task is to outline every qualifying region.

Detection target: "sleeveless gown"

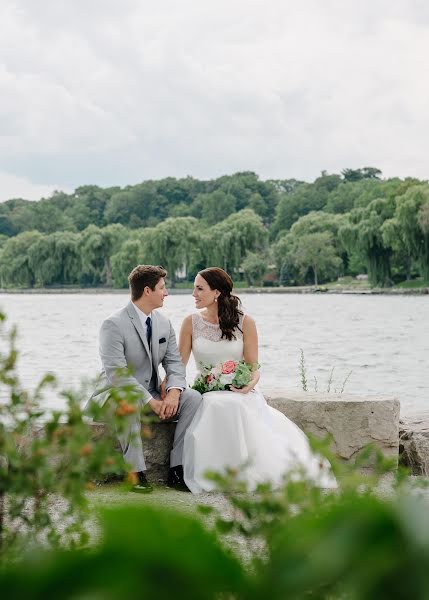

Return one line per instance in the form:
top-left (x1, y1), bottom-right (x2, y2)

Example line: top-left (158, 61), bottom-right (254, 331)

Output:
top-left (183, 313), bottom-right (337, 493)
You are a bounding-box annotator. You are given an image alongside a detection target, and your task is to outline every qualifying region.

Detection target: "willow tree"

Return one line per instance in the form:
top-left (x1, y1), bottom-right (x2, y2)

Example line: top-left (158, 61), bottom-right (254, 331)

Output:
top-left (110, 233), bottom-right (148, 288)
top-left (144, 217), bottom-right (202, 286)
top-left (205, 209), bottom-right (267, 276)
top-left (27, 231), bottom-right (82, 286)
top-left (80, 224), bottom-right (127, 286)
top-left (382, 185), bottom-right (429, 281)
top-left (0, 231), bottom-right (42, 288)
top-left (339, 197), bottom-right (395, 287)
top-left (418, 202), bottom-right (429, 280)
top-left (241, 251), bottom-right (267, 286)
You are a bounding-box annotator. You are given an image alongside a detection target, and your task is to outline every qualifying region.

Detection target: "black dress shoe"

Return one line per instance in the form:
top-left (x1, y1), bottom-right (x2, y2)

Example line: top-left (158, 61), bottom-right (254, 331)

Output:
top-left (167, 465), bottom-right (190, 492)
top-left (132, 471), bottom-right (153, 493)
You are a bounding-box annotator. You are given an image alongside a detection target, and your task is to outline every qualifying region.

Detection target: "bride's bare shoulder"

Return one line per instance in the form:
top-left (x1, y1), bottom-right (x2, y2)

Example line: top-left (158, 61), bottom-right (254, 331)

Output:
top-left (180, 314), bottom-right (194, 332)
top-left (242, 313), bottom-right (256, 330)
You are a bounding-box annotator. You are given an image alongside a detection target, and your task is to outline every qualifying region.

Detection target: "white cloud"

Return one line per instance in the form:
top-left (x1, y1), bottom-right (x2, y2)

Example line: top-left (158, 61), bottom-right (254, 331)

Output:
top-left (0, 0), bottom-right (428, 198)
top-left (0, 170), bottom-right (64, 202)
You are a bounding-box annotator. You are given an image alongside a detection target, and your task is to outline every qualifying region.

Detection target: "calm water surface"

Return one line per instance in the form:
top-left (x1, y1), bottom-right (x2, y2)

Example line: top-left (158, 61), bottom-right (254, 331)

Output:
top-left (0, 293), bottom-right (427, 416)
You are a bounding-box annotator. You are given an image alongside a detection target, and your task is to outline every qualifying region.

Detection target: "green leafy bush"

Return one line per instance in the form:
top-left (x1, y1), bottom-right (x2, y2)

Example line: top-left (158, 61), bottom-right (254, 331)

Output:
top-left (0, 312), bottom-right (138, 558)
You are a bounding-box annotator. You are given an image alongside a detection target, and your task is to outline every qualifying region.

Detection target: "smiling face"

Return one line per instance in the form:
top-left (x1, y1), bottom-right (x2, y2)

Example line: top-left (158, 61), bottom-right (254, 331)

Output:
top-left (146, 277), bottom-right (168, 310)
top-left (192, 274), bottom-right (219, 309)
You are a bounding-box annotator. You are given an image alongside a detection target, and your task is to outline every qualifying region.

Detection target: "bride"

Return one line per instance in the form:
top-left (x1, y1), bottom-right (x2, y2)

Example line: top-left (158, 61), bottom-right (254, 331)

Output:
top-left (180, 267), bottom-right (336, 494)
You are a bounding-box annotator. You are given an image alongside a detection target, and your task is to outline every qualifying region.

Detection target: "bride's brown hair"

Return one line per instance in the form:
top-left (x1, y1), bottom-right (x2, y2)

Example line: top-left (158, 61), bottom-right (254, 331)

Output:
top-left (198, 267), bottom-right (243, 341)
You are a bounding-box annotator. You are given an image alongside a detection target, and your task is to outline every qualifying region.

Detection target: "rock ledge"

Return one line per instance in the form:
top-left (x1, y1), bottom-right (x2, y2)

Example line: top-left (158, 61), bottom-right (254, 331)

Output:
top-left (92, 391), bottom-right (400, 482)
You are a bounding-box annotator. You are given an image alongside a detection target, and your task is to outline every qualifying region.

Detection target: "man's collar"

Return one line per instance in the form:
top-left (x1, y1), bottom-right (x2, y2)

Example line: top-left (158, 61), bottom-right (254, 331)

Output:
top-left (132, 302), bottom-right (152, 320)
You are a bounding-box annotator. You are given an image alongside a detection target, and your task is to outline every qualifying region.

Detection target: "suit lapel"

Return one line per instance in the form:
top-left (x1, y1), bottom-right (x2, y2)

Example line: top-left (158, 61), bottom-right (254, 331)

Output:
top-left (126, 302), bottom-right (151, 358)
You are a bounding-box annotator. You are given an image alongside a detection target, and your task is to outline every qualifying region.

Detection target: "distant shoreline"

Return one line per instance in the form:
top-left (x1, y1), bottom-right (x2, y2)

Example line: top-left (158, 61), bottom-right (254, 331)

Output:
top-left (1, 286), bottom-right (428, 296)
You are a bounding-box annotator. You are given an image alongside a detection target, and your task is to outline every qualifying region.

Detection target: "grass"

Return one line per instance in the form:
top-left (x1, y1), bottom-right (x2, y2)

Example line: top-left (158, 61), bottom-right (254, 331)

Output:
top-left (88, 483), bottom-right (225, 517)
top-left (86, 483), bottom-right (254, 561)
top-left (67, 484), bottom-right (216, 548)
top-left (324, 276), bottom-right (371, 290)
top-left (394, 279), bottom-right (429, 289)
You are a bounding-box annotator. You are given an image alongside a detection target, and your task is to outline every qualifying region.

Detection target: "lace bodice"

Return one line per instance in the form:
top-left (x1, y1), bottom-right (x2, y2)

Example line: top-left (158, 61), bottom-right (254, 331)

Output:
top-left (191, 312), bottom-right (244, 370)
top-left (192, 312), bottom-right (244, 342)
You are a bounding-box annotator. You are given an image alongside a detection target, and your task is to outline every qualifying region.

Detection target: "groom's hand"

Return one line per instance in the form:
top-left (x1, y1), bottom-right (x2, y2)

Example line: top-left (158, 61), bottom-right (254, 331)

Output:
top-left (149, 398), bottom-right (165, 418)
top-left (159, 389), bottom-right (180, 419)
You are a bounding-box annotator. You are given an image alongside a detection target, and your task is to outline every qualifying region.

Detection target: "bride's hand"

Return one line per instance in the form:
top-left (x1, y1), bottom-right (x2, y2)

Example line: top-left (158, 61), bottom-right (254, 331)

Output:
top-left (230, 370), bottom-right (260, 394)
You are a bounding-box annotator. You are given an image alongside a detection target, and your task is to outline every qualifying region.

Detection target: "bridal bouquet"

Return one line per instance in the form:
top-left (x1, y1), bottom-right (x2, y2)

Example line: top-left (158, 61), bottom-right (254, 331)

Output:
top-left (192, 360), bottom-right (254, 394)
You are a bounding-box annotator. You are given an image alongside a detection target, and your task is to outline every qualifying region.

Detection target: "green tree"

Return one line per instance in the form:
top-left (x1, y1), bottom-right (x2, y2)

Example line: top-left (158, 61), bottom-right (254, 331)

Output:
top-left (0, 231), bottom-right (42, 288)
top-left (273, 212), bottom-right (346, 280)
top-left (324, 179), bottom-right (383, 214)
top-left (9, 199), bottom-right (74, 234)
top-left (247, 188), bottom-right (280, 225)
top-left (272, 235), bottom-right (296, 285)
top-left (341, 166), bottom-right (382, 181)
top-left (105, 190), bottom-right (144, 227)
top-left (383, 185), bottom-right (429, 281)
top-left (289, 211), bottom-right (344, 239)
top-left (80, 224), bottom-right (127, 286)
top-left (144, 217), bottom-right (202, 286)
top-left (272, 173), bottom-right (342, 236)
top-left (27, 232), bottom-right (82, 286)
top-left (105, 184), bottom-right (169, 228)
top-left (71, 184), bottom-right (117, 227)
top-left (191, 191), bottom-right (237, 225)
top-left (203, 172), bottom-right (280, 225)
top-left (283, 231), bottom-right (342, 285)
top-left (241, 251), bottom-right (267, 286)
top-left (111, 235), bottom-right (147, 288)
top-left (153, 176), bottom-right (201, 207)
top-left (339, 197), bottom-right (395, 286)
top-left (0, 209), bottom-right (17, 236)
top-left (205, 209), bottom-right (267, 275)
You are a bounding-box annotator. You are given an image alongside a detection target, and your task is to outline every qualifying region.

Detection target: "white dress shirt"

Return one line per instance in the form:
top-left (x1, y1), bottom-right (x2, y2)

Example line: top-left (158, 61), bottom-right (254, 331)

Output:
top-left (132, 303), bottom-right (183, 396)
top-left (132, 303), bottom-right (152, 338)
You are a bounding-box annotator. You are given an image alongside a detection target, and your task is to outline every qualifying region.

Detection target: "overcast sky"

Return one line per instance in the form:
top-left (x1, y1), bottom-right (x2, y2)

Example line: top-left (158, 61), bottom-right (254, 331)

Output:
top-left (1, 0), bottom-right (429, 201)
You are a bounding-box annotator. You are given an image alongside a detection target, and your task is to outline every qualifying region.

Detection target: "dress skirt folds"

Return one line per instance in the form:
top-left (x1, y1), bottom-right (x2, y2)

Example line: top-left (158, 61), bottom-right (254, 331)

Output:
top-left (182, 313), bottom-right (337, 493)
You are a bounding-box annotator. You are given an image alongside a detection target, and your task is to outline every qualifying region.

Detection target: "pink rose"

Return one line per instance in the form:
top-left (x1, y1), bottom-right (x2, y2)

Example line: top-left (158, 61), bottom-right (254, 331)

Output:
top-left (207, 374), bottom-right (213, 383)
top-left (222, 360), bottom-right (237, 375)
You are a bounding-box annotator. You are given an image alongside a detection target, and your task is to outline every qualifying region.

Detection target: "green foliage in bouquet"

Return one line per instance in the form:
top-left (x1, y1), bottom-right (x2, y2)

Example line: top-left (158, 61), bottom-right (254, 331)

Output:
top-left (192, 360), bottom-right (256, 394)
top-left (192, 371), bottom-right (214, 394)
top-left (232, 360), bottom-right (256, 388)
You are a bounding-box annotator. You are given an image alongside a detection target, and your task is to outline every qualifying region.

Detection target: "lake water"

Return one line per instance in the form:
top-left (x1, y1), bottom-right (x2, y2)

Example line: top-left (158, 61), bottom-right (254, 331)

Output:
top-left (0, 292), bottom-right (427, 416)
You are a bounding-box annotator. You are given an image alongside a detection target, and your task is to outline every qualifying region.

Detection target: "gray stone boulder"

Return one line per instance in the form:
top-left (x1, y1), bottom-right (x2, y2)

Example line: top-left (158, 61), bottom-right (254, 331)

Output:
top-left (266, 391), bottom-right (400, 465)
top-left (399, 414), bottom-right (429, 475)
top-left (91, 420), bottom-right (176, 484)
top-left (91, 391), bottom-right (401, 482)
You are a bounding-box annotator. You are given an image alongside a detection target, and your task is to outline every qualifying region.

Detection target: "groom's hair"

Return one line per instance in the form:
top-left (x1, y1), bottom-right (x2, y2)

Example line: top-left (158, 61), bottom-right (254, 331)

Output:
top-left (128, 265), bottom-right (167, 300)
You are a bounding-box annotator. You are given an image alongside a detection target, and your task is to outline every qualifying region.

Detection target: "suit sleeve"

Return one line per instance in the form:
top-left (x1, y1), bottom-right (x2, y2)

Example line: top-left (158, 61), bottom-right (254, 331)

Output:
top-left (162, 322), bottom-right (187, 391)
top-left (100, 319), bottom-right (152, 405)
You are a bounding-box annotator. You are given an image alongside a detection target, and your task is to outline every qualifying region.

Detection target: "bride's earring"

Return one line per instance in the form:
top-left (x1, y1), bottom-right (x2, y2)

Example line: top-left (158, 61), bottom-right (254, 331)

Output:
top-left (214, 298), bottom-right (218, 302)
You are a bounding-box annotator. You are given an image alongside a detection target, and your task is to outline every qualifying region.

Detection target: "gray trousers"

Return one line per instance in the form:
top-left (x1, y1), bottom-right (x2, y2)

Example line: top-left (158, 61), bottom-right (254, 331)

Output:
top-left (115, 388), bottom-right (202, 472)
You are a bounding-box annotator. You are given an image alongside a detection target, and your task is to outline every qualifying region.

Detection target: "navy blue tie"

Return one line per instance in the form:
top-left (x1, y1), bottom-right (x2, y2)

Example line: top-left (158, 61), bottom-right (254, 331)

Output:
top-left (146, 316), bottom-right (152, 344)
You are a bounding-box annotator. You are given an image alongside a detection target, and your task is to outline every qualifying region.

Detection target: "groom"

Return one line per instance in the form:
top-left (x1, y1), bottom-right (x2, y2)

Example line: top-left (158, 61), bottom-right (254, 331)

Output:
top-left (88, 264), bottom-right (202, 492)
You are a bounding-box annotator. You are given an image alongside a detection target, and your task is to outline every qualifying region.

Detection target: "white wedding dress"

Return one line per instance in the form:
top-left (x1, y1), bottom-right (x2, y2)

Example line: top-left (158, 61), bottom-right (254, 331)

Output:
top-left (183, 313), bottom-right (337, 493)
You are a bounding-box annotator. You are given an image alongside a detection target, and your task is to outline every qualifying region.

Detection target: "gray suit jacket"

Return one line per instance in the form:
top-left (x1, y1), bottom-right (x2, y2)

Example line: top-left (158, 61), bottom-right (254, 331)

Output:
top-left (88, 301), bottom-right (186, 408)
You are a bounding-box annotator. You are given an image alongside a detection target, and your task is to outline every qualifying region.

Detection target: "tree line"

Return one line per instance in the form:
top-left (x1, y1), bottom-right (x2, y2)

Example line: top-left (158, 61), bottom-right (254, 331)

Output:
top-left (0, 168), bottom-right (428, 288)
